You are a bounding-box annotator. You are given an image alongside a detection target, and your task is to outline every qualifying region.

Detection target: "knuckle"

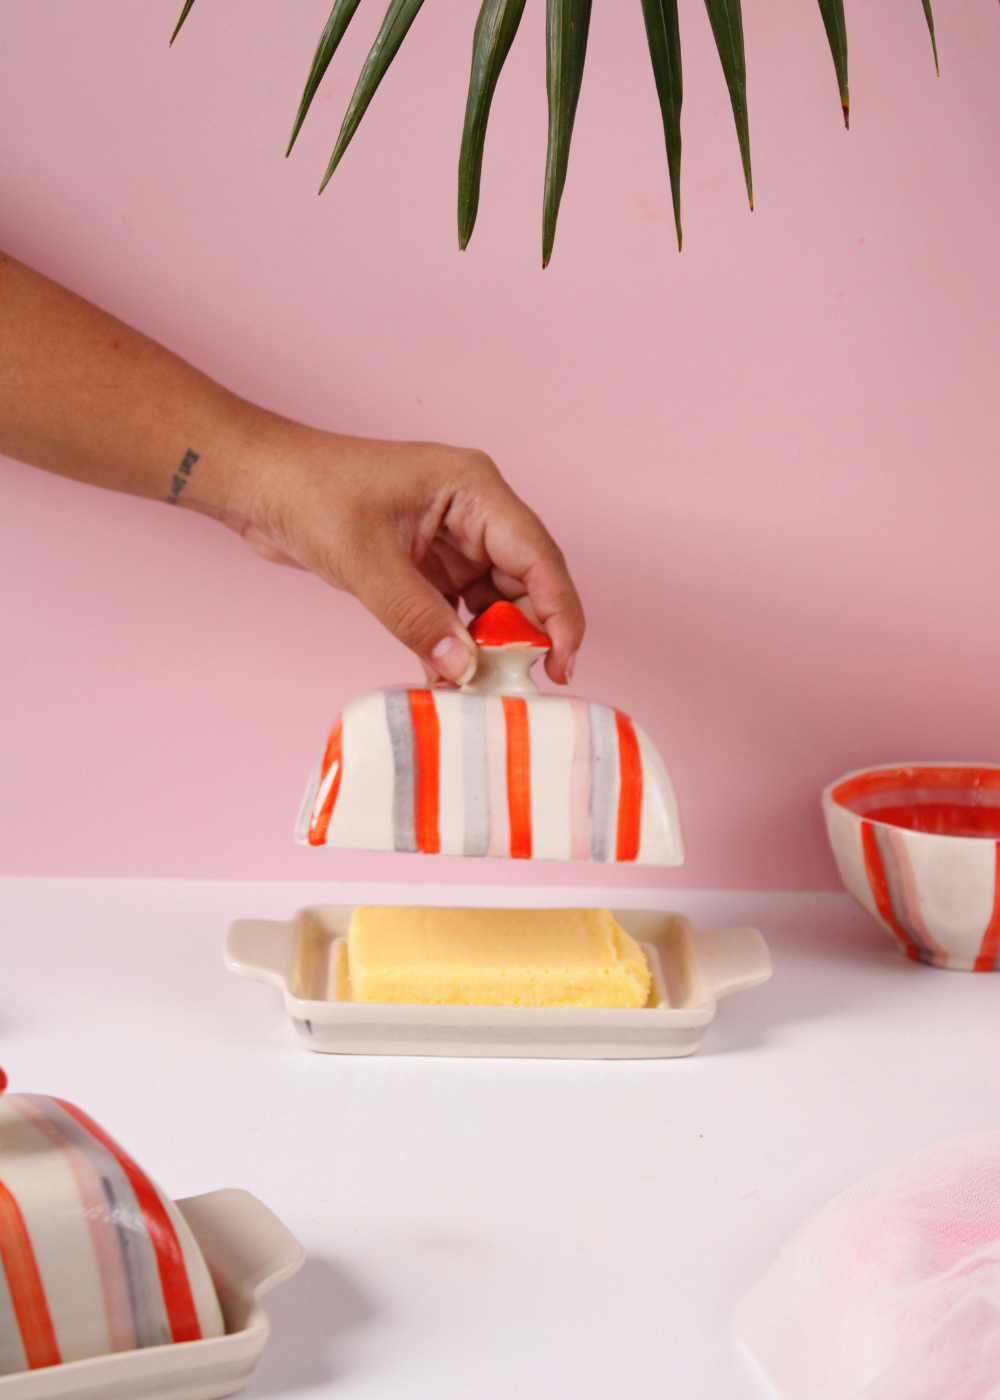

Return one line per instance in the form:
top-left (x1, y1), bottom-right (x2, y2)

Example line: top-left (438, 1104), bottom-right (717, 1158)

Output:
top-left (382, 589), bottom-right (437, 648)
top-left (458, 448), bottom-right (500, 483)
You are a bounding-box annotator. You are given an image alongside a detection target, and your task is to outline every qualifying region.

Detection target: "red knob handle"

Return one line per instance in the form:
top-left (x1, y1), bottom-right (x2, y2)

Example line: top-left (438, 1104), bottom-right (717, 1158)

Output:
top-left (469, 601), bottom-right (551, 649)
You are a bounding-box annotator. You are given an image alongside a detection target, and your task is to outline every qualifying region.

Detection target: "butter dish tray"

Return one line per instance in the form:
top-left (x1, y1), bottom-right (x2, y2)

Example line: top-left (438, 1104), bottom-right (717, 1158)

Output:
top-left (225, 907), bottom-right (772, 1059)
top-left (0, 1189), bottom-right (304, 1400)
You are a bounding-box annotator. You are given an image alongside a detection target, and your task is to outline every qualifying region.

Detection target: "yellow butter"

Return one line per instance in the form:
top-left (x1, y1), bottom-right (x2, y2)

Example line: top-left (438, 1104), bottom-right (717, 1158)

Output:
top-left (346, 907), bottom-right (651, 1008)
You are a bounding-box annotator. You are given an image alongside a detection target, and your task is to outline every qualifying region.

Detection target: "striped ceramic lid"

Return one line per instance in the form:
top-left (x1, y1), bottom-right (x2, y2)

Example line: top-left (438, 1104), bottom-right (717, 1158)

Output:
top-left (297, 608), bottom-right (685, 865)
top-left (0, 1082), bottom-right (223, 1376)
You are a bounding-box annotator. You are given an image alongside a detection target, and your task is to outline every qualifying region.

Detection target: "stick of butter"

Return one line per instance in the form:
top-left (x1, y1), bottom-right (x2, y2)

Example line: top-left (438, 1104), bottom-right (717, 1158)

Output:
top-left (347, 907), bottom-right (651, 1008)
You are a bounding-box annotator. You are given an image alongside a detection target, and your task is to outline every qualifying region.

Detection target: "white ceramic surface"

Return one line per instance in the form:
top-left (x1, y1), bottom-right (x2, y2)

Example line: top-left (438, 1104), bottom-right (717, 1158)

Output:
top-left (0, 1189), bottom-right (303, 1400)
top-left (823, 763), bottom-right (1000, 971)
top-left (13, 880), bottom-right (1000, 1400)
top-left (224, 906), bottom-right (772, 1058)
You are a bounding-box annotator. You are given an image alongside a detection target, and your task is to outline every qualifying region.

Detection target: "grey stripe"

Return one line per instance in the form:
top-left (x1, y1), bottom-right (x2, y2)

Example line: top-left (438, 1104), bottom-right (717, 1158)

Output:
top-left (385, 689), bottom-right (417, 853)
top-left (874, 826), bottom-right (931, 955)
top-left (21, 1096), bottom-right (172, 1351)
top-left (589, 702), bottom-right (618, 862)
top-left (462, 695), bottom-right (490, 856)
top-left (99, 1175), bottom-right (171, 1349)
top-left (0, 1239), bottom-right (27, 1376)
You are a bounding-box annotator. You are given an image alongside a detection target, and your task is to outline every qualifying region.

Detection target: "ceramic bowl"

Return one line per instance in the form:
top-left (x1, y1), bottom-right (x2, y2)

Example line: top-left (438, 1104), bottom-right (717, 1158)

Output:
top-left (822, 763), bottom-right (1000, 970)
top-left (0, 1086), bottom-right (224, 1377)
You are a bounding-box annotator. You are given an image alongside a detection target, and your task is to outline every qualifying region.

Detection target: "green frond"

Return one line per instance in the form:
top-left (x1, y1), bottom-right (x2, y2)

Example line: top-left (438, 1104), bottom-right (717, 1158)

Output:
top-left (458, 0), bottom-right (528, 249)
top-left (170, 0), bottom-right (197, 45)
top-left (319, 0), bottom-right (427, 192)
top-left (543, 0), bottom-right (593, 266)
top-left (640, 0), bottom-right (683, 250)
top-left (816, 0), bottom-right (849, 127)
top-left (703, 0), bottom-right (752, 207)
top-left (921, 0), bottom-right (939, 76)
top-left (288, 0), bottom-right (366, 156)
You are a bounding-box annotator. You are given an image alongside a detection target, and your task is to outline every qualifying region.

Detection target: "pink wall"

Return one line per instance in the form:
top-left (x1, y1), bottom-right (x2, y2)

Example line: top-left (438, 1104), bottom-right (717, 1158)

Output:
top-left (2, 0), bottom-right (1000, 888)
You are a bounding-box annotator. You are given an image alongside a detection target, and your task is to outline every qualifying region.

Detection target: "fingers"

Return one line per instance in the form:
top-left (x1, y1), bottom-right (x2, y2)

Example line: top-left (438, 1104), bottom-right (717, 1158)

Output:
top-left (349, 538), bottom-right (478, 685)
top-left (479, 497), bottom-right (585, 685)
top-left (461, 574), bottom-right (506, 619)
top-left (443, 470), bottom-right (584, 684)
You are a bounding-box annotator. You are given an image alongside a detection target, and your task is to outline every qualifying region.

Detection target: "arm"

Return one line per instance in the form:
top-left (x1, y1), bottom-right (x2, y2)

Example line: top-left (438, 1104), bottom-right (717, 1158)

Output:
top-left (0, 252), bottom-right (584, 684)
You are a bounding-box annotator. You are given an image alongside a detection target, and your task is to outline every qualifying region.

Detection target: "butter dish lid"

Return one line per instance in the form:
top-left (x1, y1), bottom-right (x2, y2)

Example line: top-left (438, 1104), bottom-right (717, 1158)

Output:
top-left (0, 1068), bottom-right (224, 1375)
top-left (297, 602), bottom-right (684, 866)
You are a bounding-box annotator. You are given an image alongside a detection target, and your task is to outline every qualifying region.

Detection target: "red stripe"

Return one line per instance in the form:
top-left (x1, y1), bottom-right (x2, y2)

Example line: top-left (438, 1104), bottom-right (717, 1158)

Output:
top-left (409, 689), bottom-right (440, 854)
top-left (503, 697), bottom-right (532, 859)
top-left (53, 1102), bottom-right (202, 1344)
top-left (832, 765), bottom-right (1000, 807)
top-left (0, 1180), bottom-right (61, 1369)
top-left (308, 719), bottom-right (343, 846)
top-left (860, 822), bottom-right (923, 962)
top-left (975, 845), bottom-right (1000, 971)
top-left (614, 711), bottom-right (643, 862)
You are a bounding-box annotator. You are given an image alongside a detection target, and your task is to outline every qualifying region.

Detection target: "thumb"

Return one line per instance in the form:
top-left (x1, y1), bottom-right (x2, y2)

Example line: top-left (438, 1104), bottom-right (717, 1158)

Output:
top-left (351, 549), bottom-right (478, 685)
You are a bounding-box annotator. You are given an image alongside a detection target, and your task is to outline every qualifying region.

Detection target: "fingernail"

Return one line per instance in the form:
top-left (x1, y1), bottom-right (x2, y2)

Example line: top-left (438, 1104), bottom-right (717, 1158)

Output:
top-left (565, 650), bottom-right (578, 685)
top-left (431, 635), bottom-right (477, 686)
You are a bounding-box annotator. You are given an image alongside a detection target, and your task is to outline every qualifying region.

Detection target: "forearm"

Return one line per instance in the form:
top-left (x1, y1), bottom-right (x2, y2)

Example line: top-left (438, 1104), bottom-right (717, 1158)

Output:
top-left (0, 251), bottom-right (267, 517)
top-left (0, 251), bottom-right (584, 681)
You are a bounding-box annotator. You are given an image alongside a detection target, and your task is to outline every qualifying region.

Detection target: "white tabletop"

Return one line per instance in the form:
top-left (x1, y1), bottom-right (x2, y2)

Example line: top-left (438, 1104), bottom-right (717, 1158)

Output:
top-left (2, 879), bottom-right (998, 1399)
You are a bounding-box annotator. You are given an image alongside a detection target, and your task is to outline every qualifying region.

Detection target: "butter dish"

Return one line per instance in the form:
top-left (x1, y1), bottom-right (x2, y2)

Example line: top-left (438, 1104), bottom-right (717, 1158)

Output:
top-left (0, 1188), bottom-right (303, 1400)
top-left (297, 603), bottom-right (684, 866)
top-left (225, 907), bottom-right (772, 1059)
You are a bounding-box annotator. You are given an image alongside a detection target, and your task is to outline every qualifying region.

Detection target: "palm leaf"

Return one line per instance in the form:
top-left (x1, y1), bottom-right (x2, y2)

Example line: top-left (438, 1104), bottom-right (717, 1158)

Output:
top-left (543, 0), bottom-right (593, 266)
top-left (703, 0), bottom-right (752, 208)
top-left (288, 0), bottom-right (367, 155)
top-left (816, 0), bottom-right (849, 127)
top-left (921, 0), bottom-right (939, 76)
top-left (640, 0), bottom-right (683, 251)
top-left (319, 0), bottom-right (427, 192)
top-left (170, 0), bottom-right (197, 45)
top-left (458, 0), bottom-right (528, 250)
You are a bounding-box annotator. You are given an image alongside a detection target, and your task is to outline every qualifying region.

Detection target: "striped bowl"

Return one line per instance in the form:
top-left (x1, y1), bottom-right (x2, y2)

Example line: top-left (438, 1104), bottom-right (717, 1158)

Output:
top-left (822, 764), bottom-right (1000, 971)
top-left (0, 1091), bottom-right (224, 1378)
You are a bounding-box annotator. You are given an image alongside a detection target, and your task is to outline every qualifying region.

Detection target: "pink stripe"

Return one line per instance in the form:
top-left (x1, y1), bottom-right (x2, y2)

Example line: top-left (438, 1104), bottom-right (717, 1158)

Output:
top-left (485, 695), bottom-right (510, 857)
top-left (569, 700), bottom-right (592, 861)
top-left (12, 1099), bottom-right (135, 1353)
top-left (54, 1102), bottom-right (201, 1344)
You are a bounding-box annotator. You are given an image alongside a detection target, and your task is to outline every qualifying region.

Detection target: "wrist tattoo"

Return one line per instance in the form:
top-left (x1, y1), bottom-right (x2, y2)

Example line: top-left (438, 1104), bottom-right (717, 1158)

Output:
top-left (166, 449), bottom-right (200, 504)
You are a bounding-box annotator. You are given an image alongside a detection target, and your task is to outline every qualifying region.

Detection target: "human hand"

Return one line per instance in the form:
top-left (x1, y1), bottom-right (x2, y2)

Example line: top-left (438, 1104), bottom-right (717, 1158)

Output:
top-left (222, 420), bottom-right (585, 686)
top-left (0, 251), bottom-right (580, 681)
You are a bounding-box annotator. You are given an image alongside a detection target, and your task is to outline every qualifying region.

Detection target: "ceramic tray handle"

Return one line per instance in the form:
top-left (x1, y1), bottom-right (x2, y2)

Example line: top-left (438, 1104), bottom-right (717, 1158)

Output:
top-left (225, 919), bottom-right (297, 991)
top-left (688, 925), bottom-right (773, 1003)
top-left (176, 1190), bottom-right (304, 1307)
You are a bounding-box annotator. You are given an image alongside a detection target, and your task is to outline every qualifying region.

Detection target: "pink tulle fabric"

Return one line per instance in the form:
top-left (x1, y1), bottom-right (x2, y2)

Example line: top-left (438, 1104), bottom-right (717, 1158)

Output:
top-left (736, 1133), bottom-right (1000, 1400)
